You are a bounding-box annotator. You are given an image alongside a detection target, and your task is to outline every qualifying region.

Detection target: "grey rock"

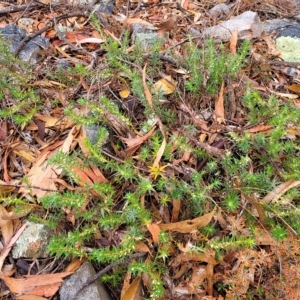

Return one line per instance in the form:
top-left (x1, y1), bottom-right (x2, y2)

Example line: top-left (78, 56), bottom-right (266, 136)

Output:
top-left (12, 221), bottom-right (53, 259)
top-left (96, 0), bottom-right (115, 14)
top-left (60, 261), bottom-right (112, 300)
top-left (262, 19), bottom-right (300, 33)
top-left (64, 0), bottom-right (115, 13)
top-left (274, 23), bottom-right (300, 62)
top-left (131, 23), bottom-right (161, 51)
top-left (0, 24), bottom-right (49, 65)
top-left (55, 58), bottom-right (72, 70)
top-left (202, 11), bottom-right (262, 41)
top-left (83, 124), bottom-right (102, 144)
top-left (135, 32), bottom-right (161, 51)
top-left (188, 27), bottom-right (201, 38)
top-left (209, 3), bottom-right (230, 19)
top-left (277, 25), bottom-right (300, 38)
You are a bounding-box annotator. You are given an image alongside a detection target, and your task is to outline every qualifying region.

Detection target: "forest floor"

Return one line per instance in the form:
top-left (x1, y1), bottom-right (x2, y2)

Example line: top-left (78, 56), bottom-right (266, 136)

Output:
top-left (1, 0), bottom-right (300, 299)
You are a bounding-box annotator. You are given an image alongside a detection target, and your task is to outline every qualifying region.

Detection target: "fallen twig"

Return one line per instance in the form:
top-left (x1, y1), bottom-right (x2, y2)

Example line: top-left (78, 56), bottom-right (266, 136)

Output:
top-left (0, 183), bottom-right (58, 192)
top-left (188, 135), bottom-right (226, 158)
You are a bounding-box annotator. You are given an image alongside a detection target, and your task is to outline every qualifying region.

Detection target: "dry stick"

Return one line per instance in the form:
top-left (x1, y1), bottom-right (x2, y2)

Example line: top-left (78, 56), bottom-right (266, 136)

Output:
top-left (159, 33), bottom-right (204, 57)
top-left (0, 3), bottom-right (43, 15)
top-left (188, 135), bottom-right (226, 158)
top-left (0, 183), bottom-right (58, 192)
top-left (269, 60), bottom-right (300, 69)
top-left (14, 0), bottom-right (35, 24)
top-left (0, 1), bottom-right (65, 16)
top-left (197, 140), bottom-right (225, 171)
top-left (71, 253), bottom-right (146, 300)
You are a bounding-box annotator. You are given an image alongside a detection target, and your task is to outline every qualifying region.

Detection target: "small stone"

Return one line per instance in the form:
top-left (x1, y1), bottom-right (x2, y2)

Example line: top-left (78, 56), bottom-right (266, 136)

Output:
top-left (96, 0), bottom-right (116, 14)
top-left (135, 32), bottom-right (161, 51)
top-left (83, 124), bottom-right (102, 144)
top-left (131, 23), bottom-right (161, 51)
top-left (55, 59), bottom-right (72, 70)
top-left (209, 3), bottom-right (230, 19)
top-left (12, 221), bottom-right (53, 259)
top-left (0, 24), bottom-right (49, 65)
top-left (60, 261), bottom-right (112, 300)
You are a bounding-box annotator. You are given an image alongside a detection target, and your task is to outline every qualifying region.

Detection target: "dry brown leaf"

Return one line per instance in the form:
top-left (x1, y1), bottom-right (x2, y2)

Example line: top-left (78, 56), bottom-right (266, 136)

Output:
top-left (64, 258), bottom-right (85, 273)
top-left (287, 128), bottom-right (300, 136)
top-left (72, 166), bottom-right (94, 186)
top-left (152, 76), bottom-right (177, 95)
top-left (243, 193), bottom-right (267, 223)
top-left (189, 137), bottom-right (225, 158)
top-left (0, 120), bottom-right (7, 141)
top-left (146, 222), bottom-right (161, 243)
top-left (73, 37), bottom-right (104, 44)
top-left (178, 242), bottom-right (193, 253)
top-left (0, 224), bottom-right (27, 271)
top-left (159, 209), bottom-right (215, 233)
top-left (264, 36), bottom-right (282, 57)
top-left (181, 0), bottom-right (189, 10)
top-left (173, 251), bottom-right (216, 267)
top-left (269, 91), bottom-right (299, 99)
top-left (13, 150), bottom-right (35, 162)
top-left (173, 264), bottom-right (191, 279)
top-left (157, 17), bottom-right (177, 33)
top-left (206, 258), bottom-right (214, 296)
top-left (123, 18), bottom-right (154, 28)
top-left (142, 64), bottom-right (167, 167)
top-left (2, 264), bottom-right (15, 277)
top-left (215, 81), bottom-right (225, 124)
top-left (121, 126), bottom-right (156, 151)
top-left (19, 152), bottom-right (58, 198)
top-left (82, 166), bottom-right (108, 184)
top-left (273, 0), bottom-right (297, 10)
top-left (190, 265), bottom-right (207, 289)
top-left (51, 178), bottom-right (78, 191)
top-left (121, 271), bottom-right (132, 299)
top-left (173, 280), bottom-right (206, 296)
top-left (285, 84), bottom-right (300, 93)
top-left (19, 126), bottom-right (80, 199)
top-left (153, 137), bottom-right (166, 167)
top-left (171, 199), bottom-right (181, 223)
top-left (121, 277), bottom-right (142, 300)
top-left (255, 228), bottom-right (275, 246)
top-left (0, 272), bottom-right (72, 297)
top-left (248, 125), bottom-right (273, 133)
top-left (15, 296), bottom-right (48, 300)
top-left (35, 115), bottom-right (75, 129)
top-left (61, 125), bottom-right (81, 153)
top-left (262, 180), bottom-right (300, 204)
top-left (0, 180), bottom-right (15, 196)
top-left (0, 205), bottom-right (13, 246)
top-left (142, 64), bottom-right (153, 110)
top-left (229, 29), bottom-right (238, 54)
top-left (134, 241), bottom-right (150, 253)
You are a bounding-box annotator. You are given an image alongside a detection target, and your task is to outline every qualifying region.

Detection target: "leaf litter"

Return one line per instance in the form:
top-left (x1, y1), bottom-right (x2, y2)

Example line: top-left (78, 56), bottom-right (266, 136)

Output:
top-left (0, 0), bottom-right (300, 299)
